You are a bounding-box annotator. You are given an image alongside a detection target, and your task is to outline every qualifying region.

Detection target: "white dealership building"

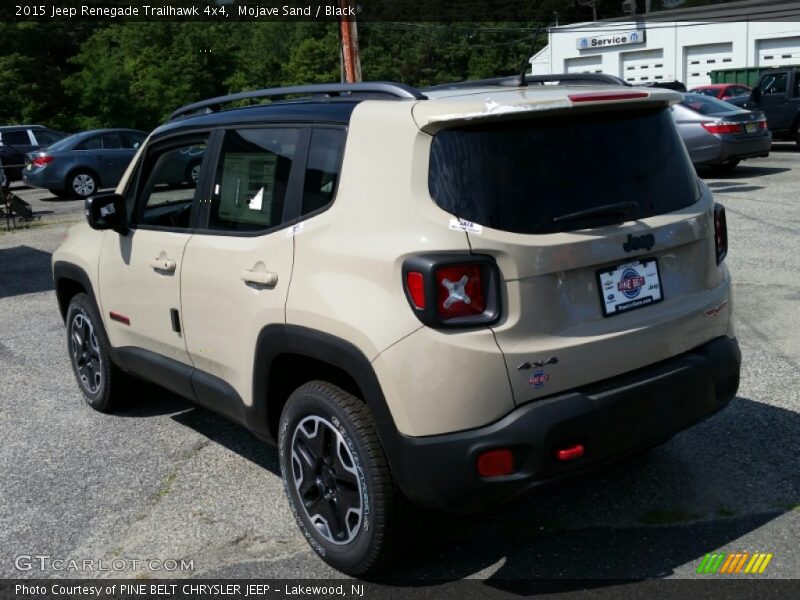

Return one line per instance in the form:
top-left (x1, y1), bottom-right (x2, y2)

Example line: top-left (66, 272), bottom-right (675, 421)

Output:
top-left (529, 0), bottom-right (800, 88)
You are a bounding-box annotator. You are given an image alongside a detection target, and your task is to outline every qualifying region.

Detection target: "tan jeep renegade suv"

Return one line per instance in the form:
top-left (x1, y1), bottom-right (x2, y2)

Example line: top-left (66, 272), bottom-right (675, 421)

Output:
top-left (53, 78), bottom-right (740, 575)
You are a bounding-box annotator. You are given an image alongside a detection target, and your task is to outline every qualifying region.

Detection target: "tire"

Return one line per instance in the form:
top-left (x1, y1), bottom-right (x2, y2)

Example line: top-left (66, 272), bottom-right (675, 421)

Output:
top-left (710, 159), bottom-right (740, 173)
top-left (185, 161), bottom-right (201, 186)
top-left (278, 381), bottom-right (412, 575)
top-left (67, 170), bottom-right (98, 199)
top-left (66, 293), bottom-right (130, 412)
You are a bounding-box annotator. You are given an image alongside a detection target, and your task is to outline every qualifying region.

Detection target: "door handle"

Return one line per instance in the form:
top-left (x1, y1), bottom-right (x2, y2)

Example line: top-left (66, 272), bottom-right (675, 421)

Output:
top-left (241, 270), bottom-right (278, 286)
top-left (149, 257), bottom-right (176, 272)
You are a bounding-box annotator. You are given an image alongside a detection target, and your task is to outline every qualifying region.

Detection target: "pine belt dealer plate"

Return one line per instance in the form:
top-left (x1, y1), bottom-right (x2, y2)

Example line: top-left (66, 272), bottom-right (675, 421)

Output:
top-left (597, 258), bottom-right (663, 317)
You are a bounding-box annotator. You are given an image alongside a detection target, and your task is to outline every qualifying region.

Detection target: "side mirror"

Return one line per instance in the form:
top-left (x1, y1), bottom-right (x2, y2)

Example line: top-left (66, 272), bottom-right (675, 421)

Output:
top-left (751, 86), bottom-right (762, 103)
top-left (85, 193), bottom-right (127, 233)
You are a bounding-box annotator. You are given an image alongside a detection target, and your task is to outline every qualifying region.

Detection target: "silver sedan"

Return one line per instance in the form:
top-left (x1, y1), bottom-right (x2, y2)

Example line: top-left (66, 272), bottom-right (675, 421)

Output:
top-left (671, 94), bottom-right (771, 171)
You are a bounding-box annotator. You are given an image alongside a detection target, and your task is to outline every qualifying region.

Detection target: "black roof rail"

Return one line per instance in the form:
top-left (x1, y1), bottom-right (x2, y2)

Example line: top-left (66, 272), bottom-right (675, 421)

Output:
top-left (425, 72), bottom-right (630, 92)
top-left (169, 82), bottom-right (426, 121)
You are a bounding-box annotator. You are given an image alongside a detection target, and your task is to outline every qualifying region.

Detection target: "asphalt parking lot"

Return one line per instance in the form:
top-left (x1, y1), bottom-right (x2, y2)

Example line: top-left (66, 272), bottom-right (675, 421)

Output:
top-left (0, 147), bottom-right (798, 584)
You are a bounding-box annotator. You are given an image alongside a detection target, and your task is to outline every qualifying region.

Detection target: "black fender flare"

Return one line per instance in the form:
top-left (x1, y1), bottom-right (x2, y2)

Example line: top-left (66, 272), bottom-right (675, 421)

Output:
top-left (251, 324), bottom-right (406, 469)
top-left (53, 261), bottom-right (100, 322)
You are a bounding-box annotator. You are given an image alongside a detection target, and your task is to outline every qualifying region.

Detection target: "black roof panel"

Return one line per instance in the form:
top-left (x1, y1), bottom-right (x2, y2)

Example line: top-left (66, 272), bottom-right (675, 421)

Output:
top-left (153, 101), bottom-right (358, 138)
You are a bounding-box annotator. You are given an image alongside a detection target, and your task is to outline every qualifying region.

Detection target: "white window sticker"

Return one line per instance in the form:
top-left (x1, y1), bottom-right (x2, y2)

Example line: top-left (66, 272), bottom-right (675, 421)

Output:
top-left (285, 222), bottom-right (304, 237)
top-left (249, 187), bottom-right (264, 211)
top-left (449, 218), bottom-right (483, 234)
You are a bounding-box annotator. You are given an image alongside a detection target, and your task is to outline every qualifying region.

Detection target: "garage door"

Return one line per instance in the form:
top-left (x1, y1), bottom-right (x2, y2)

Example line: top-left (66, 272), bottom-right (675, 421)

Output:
top-left (684, 43), bottom-right (733, 88)
top-left (620, 49), bottom-right (665, 84)
top-left (757, 36), bottom-right (800, 68)
top-left (564, 55), bottom-right (602, 74)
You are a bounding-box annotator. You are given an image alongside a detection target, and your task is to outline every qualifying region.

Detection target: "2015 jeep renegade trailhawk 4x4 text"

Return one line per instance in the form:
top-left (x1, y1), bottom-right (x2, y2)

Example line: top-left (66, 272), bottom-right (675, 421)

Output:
top-left (53, 78), bottom-right (741, 575)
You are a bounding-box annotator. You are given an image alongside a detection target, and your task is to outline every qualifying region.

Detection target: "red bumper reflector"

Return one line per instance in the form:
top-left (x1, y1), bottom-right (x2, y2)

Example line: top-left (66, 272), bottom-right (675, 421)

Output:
top-left (476, 449), bottom-right (514, 477)
top-left (556, 444), bottom-right (584, 461)
top-left (405, 271), bottom-right (426, 309)
top-left (109, 311), bottom-right (131, 326)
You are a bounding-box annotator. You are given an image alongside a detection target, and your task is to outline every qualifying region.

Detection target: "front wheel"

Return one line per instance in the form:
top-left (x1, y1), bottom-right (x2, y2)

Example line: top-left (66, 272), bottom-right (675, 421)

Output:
top-left (66, 293), bottom-right (130, 412)
top-left (279, 381), bottom-right (411, 575)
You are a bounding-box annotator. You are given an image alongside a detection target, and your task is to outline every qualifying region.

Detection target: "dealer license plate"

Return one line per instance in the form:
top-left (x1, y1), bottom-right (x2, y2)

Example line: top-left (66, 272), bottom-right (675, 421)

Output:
top-left (597, 258), bottom-right (663, 317)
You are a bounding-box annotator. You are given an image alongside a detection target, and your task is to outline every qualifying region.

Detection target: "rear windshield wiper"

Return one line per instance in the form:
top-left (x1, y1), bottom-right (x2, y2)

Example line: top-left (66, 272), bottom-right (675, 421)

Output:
top-left (552, 201), bottom-right (639, 224)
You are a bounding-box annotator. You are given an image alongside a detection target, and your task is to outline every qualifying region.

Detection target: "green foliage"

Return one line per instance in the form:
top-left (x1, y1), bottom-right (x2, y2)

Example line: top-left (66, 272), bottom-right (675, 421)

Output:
top-left (0, 20), bottom-right (552, 132)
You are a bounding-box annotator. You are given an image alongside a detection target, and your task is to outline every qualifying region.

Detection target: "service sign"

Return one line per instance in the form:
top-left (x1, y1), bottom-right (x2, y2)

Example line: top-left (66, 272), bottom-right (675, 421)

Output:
top-left (576, 30), bottom-right (646, 50)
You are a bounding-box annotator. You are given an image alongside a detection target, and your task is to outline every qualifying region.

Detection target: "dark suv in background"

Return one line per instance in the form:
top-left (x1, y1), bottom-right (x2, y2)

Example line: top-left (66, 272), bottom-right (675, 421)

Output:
top-left (0, 125), bottom-right (66, 182)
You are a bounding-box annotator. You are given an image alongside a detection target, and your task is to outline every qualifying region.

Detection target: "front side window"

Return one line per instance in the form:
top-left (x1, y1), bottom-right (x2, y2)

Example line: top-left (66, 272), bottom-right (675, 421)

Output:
top-left (762, 72), bottom-right (787, 95)
top-left (122, 132), bottom-right (146, 149)
top-left (134, 140), bottom-right (207, 230)
top-left (209, 128), bottom-right (299, 232)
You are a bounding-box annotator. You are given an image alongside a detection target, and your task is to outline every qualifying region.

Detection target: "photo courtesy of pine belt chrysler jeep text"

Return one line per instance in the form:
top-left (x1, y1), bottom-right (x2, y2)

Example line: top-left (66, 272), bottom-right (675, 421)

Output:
top-left (52, 76), bottom-right (741, 575)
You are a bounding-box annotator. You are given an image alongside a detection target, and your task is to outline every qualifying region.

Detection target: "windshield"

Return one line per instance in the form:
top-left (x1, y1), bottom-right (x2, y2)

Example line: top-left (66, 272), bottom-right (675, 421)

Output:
top-left (680, 95), bottom-right (743, 115)
top-left (428, 108), bottom-right (699, 234)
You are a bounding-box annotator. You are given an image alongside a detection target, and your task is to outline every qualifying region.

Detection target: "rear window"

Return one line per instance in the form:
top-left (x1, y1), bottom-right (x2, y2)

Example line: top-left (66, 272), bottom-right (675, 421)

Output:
top-left (680, 95), bottom-right (742, 115)
top-left (428, 108), bottom-right (699, 234)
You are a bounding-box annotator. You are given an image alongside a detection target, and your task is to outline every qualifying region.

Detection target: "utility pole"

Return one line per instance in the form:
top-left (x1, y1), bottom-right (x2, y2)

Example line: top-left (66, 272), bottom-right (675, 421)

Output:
top-left (338, 0), bottom-right (361, 83)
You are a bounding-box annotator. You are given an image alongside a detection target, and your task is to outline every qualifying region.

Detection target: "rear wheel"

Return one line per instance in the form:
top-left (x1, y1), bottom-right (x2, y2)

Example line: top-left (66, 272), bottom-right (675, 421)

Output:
top-left (711, 159), bottom-right (740, 173)
top-left (66, 293), bottom-right (130, 412)
top-left (67, 170), bottom-right (98, 199)
top-left (278, 381), bottom-right (411, 575)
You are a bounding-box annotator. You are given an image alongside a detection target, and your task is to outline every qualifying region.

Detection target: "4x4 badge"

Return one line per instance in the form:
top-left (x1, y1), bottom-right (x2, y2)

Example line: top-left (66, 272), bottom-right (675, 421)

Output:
top-left (623, 233), bottom-right (655, 253)
top-left (517, 357), bottom-right (558, 370)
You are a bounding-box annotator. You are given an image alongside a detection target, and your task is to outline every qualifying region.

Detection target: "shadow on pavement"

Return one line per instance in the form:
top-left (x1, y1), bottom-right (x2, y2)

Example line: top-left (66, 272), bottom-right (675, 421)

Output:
top-left (699, 165), bottom-right (790, 180)
top-left (125, 384), bottom-right (799, 589)
top-left (0, 245), bottom-right (53, 299)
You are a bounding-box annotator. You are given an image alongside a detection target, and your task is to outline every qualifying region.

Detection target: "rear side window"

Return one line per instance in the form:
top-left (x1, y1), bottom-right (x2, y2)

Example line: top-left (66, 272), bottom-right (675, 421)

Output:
top-left (302, 128), bottom-right (345, 215)
top-left (209, 128), bottom-right (299, 232)
top-left (428, 108), bottom-right (699, 235)
top-left (1, 130), bottom-right (30, 145)
top-left (77, 136), bottom-right (103, 150)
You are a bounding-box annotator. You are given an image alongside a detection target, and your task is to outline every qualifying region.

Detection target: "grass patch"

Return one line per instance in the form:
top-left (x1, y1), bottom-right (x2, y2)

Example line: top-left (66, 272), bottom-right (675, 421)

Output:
top-left (640, 508), bottom-right (703, 525)
top-left (152, 471), bottom-right (177, 501)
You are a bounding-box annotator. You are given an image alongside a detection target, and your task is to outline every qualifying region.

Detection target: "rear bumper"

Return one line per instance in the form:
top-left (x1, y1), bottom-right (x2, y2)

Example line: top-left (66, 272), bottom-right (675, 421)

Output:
top-left (21, 168), bottom-right (62, 189)
top-left (694, 134), bottom-right (772, 165)
top-left (390, 336), bottom-right (740, 513)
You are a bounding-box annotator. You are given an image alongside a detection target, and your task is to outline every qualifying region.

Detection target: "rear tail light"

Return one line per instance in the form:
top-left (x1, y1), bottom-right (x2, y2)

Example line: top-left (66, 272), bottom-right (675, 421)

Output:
top-left (758, 119), bottom-right (768, 130)
top-left (476, 449), bottom-right (514, 477)
top-left (403, 254), bottom-right (500, 328)
top-left (436, 264), bottom-right (485, 319)
top-left (31, 155), bottom-right (54, 168)
top-left (701, 122), bottom-right (742, 135)
top-left (714, 203), bottom-right (728, 264)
